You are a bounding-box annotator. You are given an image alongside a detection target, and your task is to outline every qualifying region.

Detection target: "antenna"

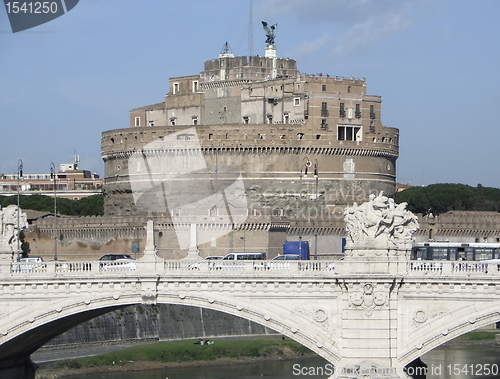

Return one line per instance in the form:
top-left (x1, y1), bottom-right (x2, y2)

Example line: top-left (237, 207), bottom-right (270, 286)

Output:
top-left (249, 0), bottom-right (253, 57)
top-left (73, 149), bottom-right (79, 170)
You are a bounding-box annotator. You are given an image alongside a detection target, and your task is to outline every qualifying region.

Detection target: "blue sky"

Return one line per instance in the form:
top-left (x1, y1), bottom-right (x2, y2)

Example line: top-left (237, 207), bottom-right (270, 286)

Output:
top-left (1, 0), bottom-right (499, 188)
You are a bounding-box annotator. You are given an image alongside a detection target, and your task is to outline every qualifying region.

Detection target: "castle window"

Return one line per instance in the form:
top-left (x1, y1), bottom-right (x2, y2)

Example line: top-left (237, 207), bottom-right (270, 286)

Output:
top-left (321, 102), bottom-right (328, 117)
top-left (243, 116), bottom-right (249, 124)
top-left (339, 103), bottom-right (345, 117)
top-left (355, 104), bottom-right (361, 118)
top-left (259, 134), bottom-right (266, 140)
top-left (322, 85), bottom-right (326, 91)
top-left (347, 86), bottom-right (351, 93)
top-left (134, 117), bottom-right (140, 127)
top-left (316, 134), bottom-right (321, 140)
top-left (192, 81), bottom-right (198, 92)
top-left (173, 83), bottom-right (179, 94)
top-left (370, 105), bottom-right (375, 119)
top-left (321, 119), bottom-right (328, 130)
top-left (297, 133), bottom-right (304, 140)
top-left (294, 97), bottom-right (300, 106)
top-left (338, 125), bottom-right (361, 141)
top-left (369, 121), bottom-right (375, 133)
top-left (209, 133), bottom-right (213, 140)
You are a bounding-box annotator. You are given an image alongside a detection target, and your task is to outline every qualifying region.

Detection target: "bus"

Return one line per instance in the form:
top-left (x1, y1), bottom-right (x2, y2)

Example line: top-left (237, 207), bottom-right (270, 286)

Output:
top-left (411, 242), bottom-right (500, 261)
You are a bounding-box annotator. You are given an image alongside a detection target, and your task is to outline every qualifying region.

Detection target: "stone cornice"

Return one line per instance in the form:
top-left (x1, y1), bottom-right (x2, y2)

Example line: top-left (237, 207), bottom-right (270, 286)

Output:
top-left (102, 145), bottom-right (398, 162)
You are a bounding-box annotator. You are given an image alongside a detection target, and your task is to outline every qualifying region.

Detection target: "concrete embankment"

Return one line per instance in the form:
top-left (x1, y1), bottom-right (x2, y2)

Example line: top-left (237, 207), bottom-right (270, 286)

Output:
top-left (42, 304), bottom-right (278, 350)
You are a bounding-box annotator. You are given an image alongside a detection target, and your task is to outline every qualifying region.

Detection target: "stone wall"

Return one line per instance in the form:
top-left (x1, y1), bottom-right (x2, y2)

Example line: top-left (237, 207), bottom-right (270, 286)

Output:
top-left (101, 125), bottom-right (398, 219)
top-left (415, 211), bottom-right (500, 243)
top-left (43, 304), bottom-right (278, 349)
top-left (25, 214), bottom-right (346, 261)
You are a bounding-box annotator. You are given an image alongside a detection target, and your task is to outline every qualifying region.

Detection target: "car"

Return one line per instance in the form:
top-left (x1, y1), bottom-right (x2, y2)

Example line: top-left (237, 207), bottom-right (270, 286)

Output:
top-left (99, 254), bottom-right (134, 261)
top-left (272, 254), bottom-right (302, 261)
top-left (99, 254), bottom-right (136, 271)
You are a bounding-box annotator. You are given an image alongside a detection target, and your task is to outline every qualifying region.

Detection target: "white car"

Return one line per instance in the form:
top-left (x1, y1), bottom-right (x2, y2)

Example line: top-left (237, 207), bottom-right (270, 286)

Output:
top-left (99, 254), bottom-right (136, 271)
top-left (12, 257), bottom-right (47, 273)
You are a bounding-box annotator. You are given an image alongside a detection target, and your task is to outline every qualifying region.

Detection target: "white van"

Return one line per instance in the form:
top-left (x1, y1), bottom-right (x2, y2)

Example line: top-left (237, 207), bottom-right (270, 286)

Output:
top-left (222, 252), bottom-right (266, 260)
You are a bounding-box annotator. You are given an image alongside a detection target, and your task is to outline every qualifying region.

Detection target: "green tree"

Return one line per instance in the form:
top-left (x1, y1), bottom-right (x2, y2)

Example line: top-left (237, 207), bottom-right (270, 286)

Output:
top-left (0, 194), bottom-right (103, 216)
top-left (396, 183), bottom-right (500, 215)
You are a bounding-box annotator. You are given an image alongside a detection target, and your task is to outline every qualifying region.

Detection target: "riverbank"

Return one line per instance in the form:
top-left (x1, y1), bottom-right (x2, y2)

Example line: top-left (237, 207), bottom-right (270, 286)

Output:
top-left (35, 337), bottom-right (315, 379)
top-left (35, 332), bottom-right (500, 379)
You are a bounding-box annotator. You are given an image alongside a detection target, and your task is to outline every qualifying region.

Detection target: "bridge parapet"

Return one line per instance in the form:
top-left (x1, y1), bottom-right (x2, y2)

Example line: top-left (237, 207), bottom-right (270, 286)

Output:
top-left (3, 259), bottom-right (500, 278)
top-left (407, 260), bottom-right (498, 276)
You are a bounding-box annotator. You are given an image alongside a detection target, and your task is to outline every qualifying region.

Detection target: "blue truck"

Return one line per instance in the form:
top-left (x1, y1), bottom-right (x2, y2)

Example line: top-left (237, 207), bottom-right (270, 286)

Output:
top-left (283, 241), bottom-right (310, 260)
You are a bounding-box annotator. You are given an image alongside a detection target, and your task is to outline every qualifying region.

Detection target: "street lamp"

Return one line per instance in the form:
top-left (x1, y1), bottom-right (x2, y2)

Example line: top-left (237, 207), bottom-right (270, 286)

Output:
top-left (50, 162), bottom-right (58, 261)
top-left (17, 159), bottom-right (23, 261)
top-left (313, 160), bottom-right (318, 261)
top-left (299, 157), bottom-right (311, 260)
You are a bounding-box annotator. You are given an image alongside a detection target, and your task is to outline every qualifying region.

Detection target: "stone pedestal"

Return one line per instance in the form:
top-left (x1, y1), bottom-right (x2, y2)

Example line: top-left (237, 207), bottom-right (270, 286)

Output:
top-left (182, 223), bottom-right (200, 261)
top-left (265, 45), bottom-right (276, 58)
top-left (140, 219), bottom-right (162, 270)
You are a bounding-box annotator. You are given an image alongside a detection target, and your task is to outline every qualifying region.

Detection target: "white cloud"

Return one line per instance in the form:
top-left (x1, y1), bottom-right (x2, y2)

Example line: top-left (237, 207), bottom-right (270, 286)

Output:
top-left (333, 12), bottom-right (413, 56)
top-left (286, 32), bottom-right (331, 60)
top-left (262, 0), bottom-right (416, 56)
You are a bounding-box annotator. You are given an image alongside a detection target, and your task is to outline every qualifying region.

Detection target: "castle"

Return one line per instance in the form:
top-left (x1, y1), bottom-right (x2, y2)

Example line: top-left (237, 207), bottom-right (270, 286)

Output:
top-left (100, 38), bottom-right (399, 259)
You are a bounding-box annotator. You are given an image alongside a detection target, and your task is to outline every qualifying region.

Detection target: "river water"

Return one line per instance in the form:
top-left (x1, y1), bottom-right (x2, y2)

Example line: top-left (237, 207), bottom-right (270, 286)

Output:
top-left (58, 344), bottom-right (500, 379)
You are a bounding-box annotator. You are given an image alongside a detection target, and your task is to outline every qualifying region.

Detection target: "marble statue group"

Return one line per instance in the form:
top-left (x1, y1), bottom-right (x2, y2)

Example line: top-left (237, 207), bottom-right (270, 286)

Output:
top-left (0, 205), bottom-right (28, 258)
top-left (344, 192), bottom-right (419, 250)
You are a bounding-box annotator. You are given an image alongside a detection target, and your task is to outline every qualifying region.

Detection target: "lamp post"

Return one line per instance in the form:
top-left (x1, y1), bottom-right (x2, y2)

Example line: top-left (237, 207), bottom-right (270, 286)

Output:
top-left (313, 159), bottom-right (318, 261)
top-left (299, 157), bottom-right (311, 260)
top-left (50, 162), bottom-right (58, 261)
top-left (17, 159), bottom-right (23, 261)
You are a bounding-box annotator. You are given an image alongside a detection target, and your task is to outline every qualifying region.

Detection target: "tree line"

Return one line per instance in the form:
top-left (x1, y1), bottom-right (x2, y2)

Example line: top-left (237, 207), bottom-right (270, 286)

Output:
top-left (395, 183), bottom-right (500, 215)
top-left (0, 194), bottom-right (104, 216)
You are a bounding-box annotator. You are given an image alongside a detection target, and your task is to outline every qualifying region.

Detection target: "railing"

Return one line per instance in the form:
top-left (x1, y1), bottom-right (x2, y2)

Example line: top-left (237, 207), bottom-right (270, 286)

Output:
top-left (4, 259), bottom-right (337, 277)
top-left (407, 260), bottom-right (498, 275)
top-left (5, 259), bottom-right (500, 278)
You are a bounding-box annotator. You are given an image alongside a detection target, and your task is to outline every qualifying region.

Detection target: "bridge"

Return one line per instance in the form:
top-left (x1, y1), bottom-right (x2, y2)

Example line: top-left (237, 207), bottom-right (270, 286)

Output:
top-left (2, 196), bottom-right (500, 379)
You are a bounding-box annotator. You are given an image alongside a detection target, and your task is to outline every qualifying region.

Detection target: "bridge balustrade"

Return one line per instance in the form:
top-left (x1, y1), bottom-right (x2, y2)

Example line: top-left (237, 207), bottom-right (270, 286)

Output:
top-left (4, 259), bottom-right (500, 278)
top-left (3, 259), bottom-right (337, 277)
top-left (407, 260), bottom-right (499, 275)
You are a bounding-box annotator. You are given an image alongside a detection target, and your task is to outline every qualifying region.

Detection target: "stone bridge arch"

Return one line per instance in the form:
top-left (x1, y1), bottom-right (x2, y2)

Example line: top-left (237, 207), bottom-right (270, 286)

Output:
top-left (399, 299), bottom-right (500, 366)
top-left (0, 273), bottom-right (343, 378)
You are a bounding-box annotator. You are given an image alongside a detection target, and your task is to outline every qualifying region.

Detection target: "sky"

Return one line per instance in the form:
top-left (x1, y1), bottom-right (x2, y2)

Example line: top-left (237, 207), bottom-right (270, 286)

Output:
top-left (1, 0), bottom-right (499, 188)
